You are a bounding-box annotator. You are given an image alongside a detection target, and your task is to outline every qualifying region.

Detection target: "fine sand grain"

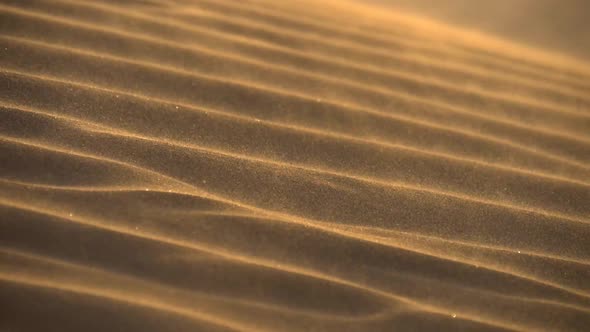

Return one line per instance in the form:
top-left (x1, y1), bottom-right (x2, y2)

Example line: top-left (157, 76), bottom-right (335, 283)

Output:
top-left (1, 0), bottom-right (589, 331)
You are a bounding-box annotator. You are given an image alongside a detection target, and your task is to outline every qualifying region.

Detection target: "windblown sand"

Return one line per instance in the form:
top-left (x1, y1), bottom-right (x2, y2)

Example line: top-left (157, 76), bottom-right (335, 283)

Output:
top-left (1, 0), bottom-right (590, 331)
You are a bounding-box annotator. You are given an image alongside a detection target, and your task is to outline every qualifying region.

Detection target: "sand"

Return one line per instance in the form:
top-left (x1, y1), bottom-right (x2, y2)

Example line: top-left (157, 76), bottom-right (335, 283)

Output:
top-left (1, 0), bottom-right (589, 331)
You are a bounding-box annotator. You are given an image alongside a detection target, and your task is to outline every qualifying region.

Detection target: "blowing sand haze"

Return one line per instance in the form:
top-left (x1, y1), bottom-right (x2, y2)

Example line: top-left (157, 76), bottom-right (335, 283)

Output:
top-left (1, 0), bottom-right (590, 331)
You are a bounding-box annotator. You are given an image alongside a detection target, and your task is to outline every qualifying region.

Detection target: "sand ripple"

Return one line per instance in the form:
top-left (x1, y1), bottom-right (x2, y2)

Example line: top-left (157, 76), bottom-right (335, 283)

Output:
top-left (1, 0), bottom-right (589, 331)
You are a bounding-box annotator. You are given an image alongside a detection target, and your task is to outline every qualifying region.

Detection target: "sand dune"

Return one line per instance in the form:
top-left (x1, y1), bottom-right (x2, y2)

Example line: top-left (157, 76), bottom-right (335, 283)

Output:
top-left (1, 0), bottom-right (589, 331)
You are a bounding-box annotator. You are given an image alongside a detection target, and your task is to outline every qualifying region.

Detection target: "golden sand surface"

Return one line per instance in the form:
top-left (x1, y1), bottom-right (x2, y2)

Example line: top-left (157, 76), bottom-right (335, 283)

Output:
top-left (1, 0), bottom-right (589, 331)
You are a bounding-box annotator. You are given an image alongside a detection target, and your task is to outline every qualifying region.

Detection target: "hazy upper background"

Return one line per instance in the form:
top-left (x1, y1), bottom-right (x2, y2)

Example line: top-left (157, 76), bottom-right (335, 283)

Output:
top-left (360, 0), bottom-right (590, 61)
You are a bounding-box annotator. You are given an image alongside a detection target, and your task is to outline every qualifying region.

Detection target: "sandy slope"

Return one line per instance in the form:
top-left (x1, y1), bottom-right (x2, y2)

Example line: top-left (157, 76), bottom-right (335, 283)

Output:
top-left (1, 0), bottom-right (589, 331)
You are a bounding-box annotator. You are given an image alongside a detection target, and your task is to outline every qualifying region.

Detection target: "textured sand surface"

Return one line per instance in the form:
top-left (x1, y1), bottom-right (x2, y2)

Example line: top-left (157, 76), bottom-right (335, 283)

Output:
top-left (1, 0), bottom-right (590, 331)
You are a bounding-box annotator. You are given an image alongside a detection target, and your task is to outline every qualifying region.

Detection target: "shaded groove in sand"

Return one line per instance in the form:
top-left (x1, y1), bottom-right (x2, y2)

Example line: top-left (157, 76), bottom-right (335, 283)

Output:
top-left (5, 177), bottom-right (590, 276)
top-left (0, 197), bottom-right (583, 332)
top-left (17, 0), bottom-right (580, 111)
top-left (3, 178), bottom-right (590, 305)
top-left (1, 191), bottom-right (589, 332)
top-left (1, 161), bottom-right (588, 330)
top-left (184, 0), bottom-right (590, 108)
top-left (1, 13), bottom-right (587, 145)
top-left (5, 90), bottom-right (590, 230)
top-left (0, 11), bottom-right (588, 158)
top-left (3, 133), bottom-right (590, 292)
top-left (240, 0), bottom-right (590, 84)
top-left (240, 0), bottom-right (590, 87)
top-left (3, 104), bottom-right (590, 226)
top-left (155, 2), bottom-right (590, 118)
top-left (0, 251), bottom-right (262, 332)
top-left (5, 0), bottom-right (586, 135)
top-left (0, 246), bottom-right (405, 323)
top-left (3, 37), bottom-right (590, 168)
top-left (3, 70), bottom-right (590, 219)
top-left (122, 0), bottom-right (587, 91)
top-left (3, 76), bottom-right (590, 191)
top-left (78, 0), bottom-right (586, 89)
